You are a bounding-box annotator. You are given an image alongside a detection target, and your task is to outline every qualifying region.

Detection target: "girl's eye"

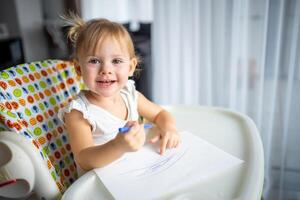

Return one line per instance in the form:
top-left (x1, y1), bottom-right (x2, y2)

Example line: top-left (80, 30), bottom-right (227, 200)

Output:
top-left (112, 59), bottom-right (123, 64)
top-left (88, 58), bottom-right (101, 64)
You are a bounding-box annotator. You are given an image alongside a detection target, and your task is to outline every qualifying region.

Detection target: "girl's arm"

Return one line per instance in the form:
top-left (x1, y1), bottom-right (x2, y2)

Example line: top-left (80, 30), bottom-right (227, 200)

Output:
top-left (64, 110), bottom-right (145, 171)
top-left (137, 92), bottom-right (180, 155)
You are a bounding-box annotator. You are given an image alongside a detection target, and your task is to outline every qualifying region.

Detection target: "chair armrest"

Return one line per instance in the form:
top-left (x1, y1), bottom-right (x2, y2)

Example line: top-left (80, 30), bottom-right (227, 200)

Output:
top-left (0, 138), bottom-right (34, 198)
top-left (163, 105), bottom-right (264, 200)
top-left (0, 131), bottom-right (61, 199)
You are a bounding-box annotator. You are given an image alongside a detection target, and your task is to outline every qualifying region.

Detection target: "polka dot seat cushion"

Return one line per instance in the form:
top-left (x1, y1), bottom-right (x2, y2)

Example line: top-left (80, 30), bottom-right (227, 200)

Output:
top-left (0, 60), bottom-right (83, 193)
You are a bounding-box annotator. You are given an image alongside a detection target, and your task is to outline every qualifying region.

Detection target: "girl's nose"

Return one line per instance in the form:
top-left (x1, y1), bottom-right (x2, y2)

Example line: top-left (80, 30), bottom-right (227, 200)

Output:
top-left (99, 62), bottom-right (112, 75)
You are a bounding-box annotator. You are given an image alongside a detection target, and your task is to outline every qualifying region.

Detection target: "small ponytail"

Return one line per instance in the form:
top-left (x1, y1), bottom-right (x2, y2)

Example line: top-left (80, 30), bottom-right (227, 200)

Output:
top-left (61, 11), bottom-right (85, 46)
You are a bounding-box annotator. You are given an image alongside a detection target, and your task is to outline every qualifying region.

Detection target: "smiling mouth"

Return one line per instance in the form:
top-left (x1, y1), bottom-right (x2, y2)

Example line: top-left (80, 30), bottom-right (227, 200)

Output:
top-left (96, 80), bottom-right (116, 87)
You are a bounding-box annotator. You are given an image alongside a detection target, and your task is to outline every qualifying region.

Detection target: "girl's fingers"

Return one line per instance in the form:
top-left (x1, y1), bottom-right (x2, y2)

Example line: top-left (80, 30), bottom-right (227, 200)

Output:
top-left (172, 138), bottom-right (178, 148)
top-left (174, 139), bottom-right (180, 148)
top-left (148, 131), bottom-right (181, 154)
top-left (166, 138), bottom-right (174, 148)
top-left (160, 136), bottom-right (168, 155)
top-left (124, 121), bottom-right (140, 136)
top-left (150, 135), bottom-right (160, 143)
top-left (124, 120), bottom-right (135, 127)
top-left (169, 137), bottom-right (179, 148)
top-left (122, 122), bottom-right (146, 151)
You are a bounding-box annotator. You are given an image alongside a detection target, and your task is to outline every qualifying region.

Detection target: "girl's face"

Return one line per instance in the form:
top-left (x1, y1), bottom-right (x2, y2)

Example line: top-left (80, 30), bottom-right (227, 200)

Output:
top-left (77, 37), bottom-right (136, 98)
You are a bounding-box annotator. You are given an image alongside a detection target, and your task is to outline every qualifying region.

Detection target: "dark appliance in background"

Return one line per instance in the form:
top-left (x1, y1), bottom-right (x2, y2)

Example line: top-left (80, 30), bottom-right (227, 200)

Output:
top-left (0, 37), bottom-right (25, 70)
top-left (124, 23), bottom-right (152, 100)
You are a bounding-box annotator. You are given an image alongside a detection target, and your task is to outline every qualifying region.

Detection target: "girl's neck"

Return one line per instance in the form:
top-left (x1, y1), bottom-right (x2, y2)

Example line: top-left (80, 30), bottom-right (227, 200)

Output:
top-left (84, 90), bottom-right (128, 120)
top-left (85, 90), bottom-right (120, 106)
top-left (85, 91), bottom-right (123, 110)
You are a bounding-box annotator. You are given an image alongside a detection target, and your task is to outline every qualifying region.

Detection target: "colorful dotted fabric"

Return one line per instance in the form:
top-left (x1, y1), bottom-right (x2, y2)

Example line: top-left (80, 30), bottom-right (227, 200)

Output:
top-left (0, 60), bottom-right (84, 193)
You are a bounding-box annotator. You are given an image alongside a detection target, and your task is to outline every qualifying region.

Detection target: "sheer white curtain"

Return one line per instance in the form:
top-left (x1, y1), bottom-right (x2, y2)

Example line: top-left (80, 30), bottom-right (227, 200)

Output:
top-left (152, 0), bottom-right (300, 199)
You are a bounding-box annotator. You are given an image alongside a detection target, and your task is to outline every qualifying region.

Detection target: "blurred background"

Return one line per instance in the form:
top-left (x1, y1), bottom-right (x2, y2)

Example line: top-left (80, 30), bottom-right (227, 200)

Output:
top-left (0, 0), bottom-right (299, 199)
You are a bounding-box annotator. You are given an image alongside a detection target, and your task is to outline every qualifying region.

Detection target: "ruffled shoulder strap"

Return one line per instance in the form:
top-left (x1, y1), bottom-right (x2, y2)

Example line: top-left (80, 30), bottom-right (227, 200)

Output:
top-left (58, 92), bottom-right (97, 132)
top-left (121, 80), bottom-right (138, 104)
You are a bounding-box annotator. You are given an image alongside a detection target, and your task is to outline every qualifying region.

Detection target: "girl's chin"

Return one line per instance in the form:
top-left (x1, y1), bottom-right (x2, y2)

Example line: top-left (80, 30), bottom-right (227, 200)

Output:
top-left (91, 88), bottom-right (119, 98)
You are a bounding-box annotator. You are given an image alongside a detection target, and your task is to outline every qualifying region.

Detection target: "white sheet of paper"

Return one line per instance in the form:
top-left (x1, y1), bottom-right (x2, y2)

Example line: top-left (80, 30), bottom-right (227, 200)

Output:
top-left (94, 131), bottom-right (243, 199)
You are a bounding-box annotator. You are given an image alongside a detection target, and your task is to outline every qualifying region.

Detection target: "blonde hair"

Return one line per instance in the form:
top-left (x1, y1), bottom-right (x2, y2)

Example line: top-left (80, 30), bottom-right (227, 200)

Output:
top-left (64, 13), bottom-right (139, 65)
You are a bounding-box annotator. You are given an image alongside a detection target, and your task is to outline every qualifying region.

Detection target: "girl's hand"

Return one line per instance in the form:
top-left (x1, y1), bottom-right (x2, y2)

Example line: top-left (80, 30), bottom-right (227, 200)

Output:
top-left (114, 121), bottom-right (146, 152)
top-left (149, 128), bottom-right (181, 155)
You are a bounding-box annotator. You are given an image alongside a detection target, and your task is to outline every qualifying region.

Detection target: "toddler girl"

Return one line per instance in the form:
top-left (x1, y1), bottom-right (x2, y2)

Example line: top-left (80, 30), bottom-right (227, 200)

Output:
top-left (59, 14), bottom-right (180, 176)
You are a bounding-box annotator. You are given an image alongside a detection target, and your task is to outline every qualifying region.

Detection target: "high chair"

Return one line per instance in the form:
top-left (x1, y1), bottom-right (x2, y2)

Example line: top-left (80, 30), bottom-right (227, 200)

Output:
top-left (0, 60), bottom-right (83, 199)
top-left (0, 60), bottom-right (264, 199)
top-left (62, 106), bottom-right (264, 200)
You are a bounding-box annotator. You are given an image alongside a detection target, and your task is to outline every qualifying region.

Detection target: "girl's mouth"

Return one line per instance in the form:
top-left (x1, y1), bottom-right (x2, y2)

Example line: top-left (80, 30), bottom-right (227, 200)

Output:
top-left (96, 80), bottom-right (116, 87)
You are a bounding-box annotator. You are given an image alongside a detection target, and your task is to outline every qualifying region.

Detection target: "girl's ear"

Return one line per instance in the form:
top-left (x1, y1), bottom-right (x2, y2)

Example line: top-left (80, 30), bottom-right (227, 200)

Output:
top-left (129, 58), bottom-right (137, 76)
top-left (74, 60), bottom-right (82, 76)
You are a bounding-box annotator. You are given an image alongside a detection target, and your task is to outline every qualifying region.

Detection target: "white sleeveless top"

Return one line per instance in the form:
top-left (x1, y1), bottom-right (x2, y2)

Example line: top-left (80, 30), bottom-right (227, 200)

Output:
top-left (58, 80), bottom-right (139, 176)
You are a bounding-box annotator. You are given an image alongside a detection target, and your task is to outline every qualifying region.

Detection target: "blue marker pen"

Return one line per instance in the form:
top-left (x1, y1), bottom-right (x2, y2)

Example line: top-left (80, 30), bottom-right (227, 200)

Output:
top-left (119, 123), bottom-right (152, 133)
